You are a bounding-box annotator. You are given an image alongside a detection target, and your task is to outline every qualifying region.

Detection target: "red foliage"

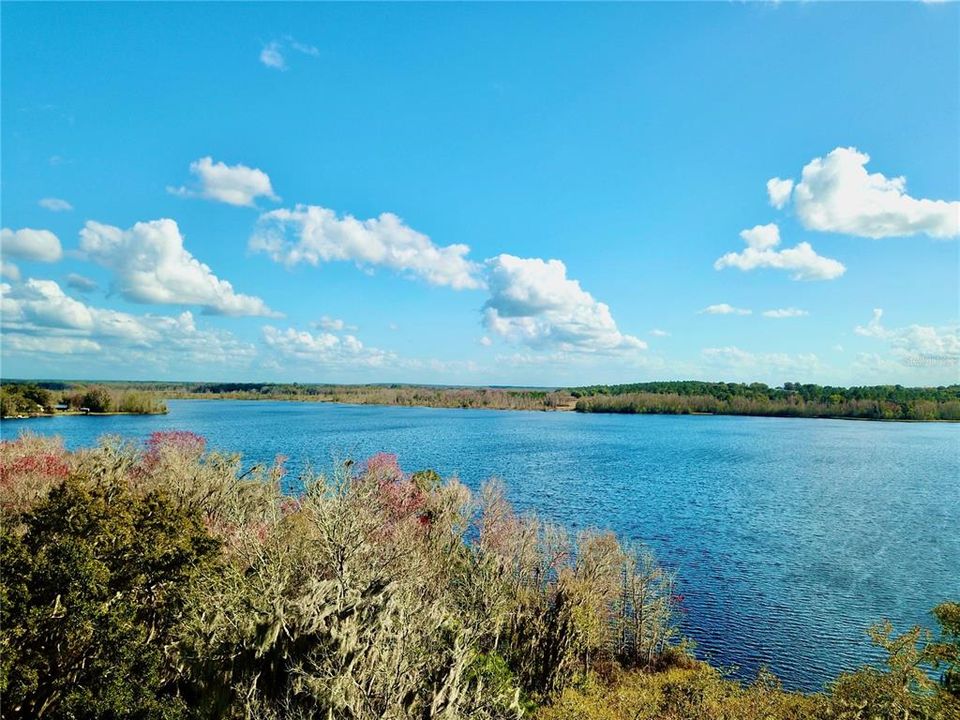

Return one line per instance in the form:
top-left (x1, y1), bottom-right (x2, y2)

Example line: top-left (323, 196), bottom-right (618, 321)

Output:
top-left (0, 452), bottom-right (70, 484)
top-left (363, 452), bottom-right (403, 481)
top-left (272, 454), bottom-right (289, 480)
top-left (146, 431), bottom-right (206, 457)
top-left (279, 496), bottom-right (301, 516)
top-left (378, 478), bottom-right (427, 520)
top-left (252, 521), bottom-right (269, 543)
top-left (139, 431), bottom-right (207, 474)
top-left (360, 453), bottom-right (431, 529)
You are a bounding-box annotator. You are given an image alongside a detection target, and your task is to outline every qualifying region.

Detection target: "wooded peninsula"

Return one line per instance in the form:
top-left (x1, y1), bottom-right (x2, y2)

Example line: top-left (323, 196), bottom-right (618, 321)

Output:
top-left (2, 379), bottom-right (959, 422)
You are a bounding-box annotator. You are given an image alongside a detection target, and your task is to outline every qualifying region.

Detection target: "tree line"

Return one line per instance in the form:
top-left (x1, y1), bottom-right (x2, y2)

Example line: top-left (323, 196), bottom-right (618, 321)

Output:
top-left (1, 382), bottom-right (167, 418)
top-left (570, 382), bottom-right (960, 421)
top-left (4, 378), bottom-right (959, 421)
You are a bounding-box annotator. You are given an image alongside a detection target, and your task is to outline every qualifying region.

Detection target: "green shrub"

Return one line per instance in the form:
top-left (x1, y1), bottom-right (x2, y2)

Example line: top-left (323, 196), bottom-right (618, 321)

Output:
top-left (0, 473), bottom-right (219, 719)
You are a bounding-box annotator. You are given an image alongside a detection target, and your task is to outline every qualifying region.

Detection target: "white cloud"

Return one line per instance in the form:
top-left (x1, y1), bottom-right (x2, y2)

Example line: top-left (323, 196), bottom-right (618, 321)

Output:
top-left (701, 346), bottom-right (822, 378)
top-left (762, 307), bottom-right (808, 318)
top-left (259, 37), bottom-right (319, 70)
top-left (1, 227), bottom-right (63, 262)
top-left (856, 308), bottom-right (959, 358)
top-left (80, 218), bottom-right (279, 317)
top-left (1, 278), bottom-right (256, 366)
top-left (251, 204), bottom-right (482, 290)
top-left (766, 177), bottom-right (794, 209)
top-left (739, 224), bottom-right (781, 250)
top-left (854, 308), bottom-right (892, 340)
top-left (262, 325), bottom-right (392, 367)
top-left (38, 197), bottom-right (73, 212)
top-left (314, 315), bottom-right (349, 331)
top-left (2, 333), bottom-right (102, 355)
top-left (1, 261), bottom-right (20, 281)
top-left (700, 303), bottom-right (751, 316)
top-left (650, 328), bottom-right (670, 337)
top-left (714, 223), bottom-right (845, 281)
top-left (66, 273), bottom-right (98, 293)
top-left (168, 156), bottom-right (278, 207)
top-left (8, 280), bottom-right (91, 335)
top-left (793, 147), bottom-right (959, 239)
top-left (289, 38), bottom-right (320, 57)
top-left (479, 335), bottom-right (493, 346)
top-left (854, 308), bottom-right (959, 375)
top-left (260, 41), bottom-right (286, 70)
top-left (482, 254), bottom-right (645, 353)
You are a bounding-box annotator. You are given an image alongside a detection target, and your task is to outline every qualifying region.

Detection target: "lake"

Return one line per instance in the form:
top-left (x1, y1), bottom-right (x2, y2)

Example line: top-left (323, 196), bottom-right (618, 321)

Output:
top-left (3, 399), bottom-right (958, 692)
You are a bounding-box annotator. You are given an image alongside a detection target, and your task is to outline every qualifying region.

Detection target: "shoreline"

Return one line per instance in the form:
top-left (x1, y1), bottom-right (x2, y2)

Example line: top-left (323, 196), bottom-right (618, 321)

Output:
top-left (1, 410), bottom-right (169, 421)
top-left (5, 379), bottom-right (958, 424)
top-left (91, 395), bottom-right (960, 424)
top-left (4, 395), bottom-right (958, 423)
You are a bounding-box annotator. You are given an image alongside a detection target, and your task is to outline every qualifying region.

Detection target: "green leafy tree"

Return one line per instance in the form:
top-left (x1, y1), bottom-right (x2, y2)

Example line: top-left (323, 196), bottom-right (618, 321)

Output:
top-left (930, 602), bottom-right (960, 697)
top-left (0, 476), bottom-right (220, 719)
top-left (0, 384), bottom-right (53, 416)
top-left (826, 608), bottom-right (960, 720)
top-left (79, 386), bottom-right (113, 412)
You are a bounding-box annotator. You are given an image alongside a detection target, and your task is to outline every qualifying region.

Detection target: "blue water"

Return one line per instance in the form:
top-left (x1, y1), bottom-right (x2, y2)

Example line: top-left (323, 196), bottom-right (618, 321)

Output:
top-left (3, 399), bottom-right (958, 692)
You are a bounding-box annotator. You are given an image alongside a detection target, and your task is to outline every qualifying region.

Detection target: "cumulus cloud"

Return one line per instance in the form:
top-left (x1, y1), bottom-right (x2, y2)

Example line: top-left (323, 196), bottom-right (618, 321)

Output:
top-left (80, 218), bottom-right (279, 317)
top-left (792, 147), bottom-right (959, 239)
top-left (38, 197), bottom-right (73, 212)
top-left (700, 303), bottom-right (751, 316)
top-left (854, 308), bottom-right (959, 375)
top-left (1, 260), bottom-right (20, 281)
top-left (481, 254), bottom-right (645, 354)
top-left (714, 223), bottom-right (845, 281)
top-left (1, 279), bottom-right (256, 366)
top-left (4, 278), bottom-right (151, 340)
top-left (168, 156), bottom-right (279, 207)
top-left (650, 328), bottom-right (670, 337)
top-left (2, 333), bottom-right (102, 355)
top-left (313, 315), bottom-right (353, 332)
top-left (251, 204), bottom-right (482, 290)
top-left (259, 37), bottom-right (319, 70)
top-left (259, 41), bottom-right (286, 70)
top-left (262, 325), bottom-right (392, 367)
top-left (854, 308), bottom-right (892, 339)
top-left (66, 273), bottom-right (98, 293)
top-left (1, 227), bottom-right (63, 262)
top-left (766, 177), bottom-right (794, 209)
top-left (762, 308), bottom-right (808, 318)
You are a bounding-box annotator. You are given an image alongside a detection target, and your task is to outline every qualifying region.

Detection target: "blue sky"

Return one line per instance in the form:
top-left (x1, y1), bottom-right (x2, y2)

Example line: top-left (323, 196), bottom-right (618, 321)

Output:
top-left (2, 2), bottom-right (958, 387)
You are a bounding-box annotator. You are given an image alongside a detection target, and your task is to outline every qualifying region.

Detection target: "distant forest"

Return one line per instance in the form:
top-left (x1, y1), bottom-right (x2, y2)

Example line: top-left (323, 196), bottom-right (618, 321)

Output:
top-left (570, 381), bottom-right (960, 421)
top-left (2, 379), bottom-right (959, 421)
